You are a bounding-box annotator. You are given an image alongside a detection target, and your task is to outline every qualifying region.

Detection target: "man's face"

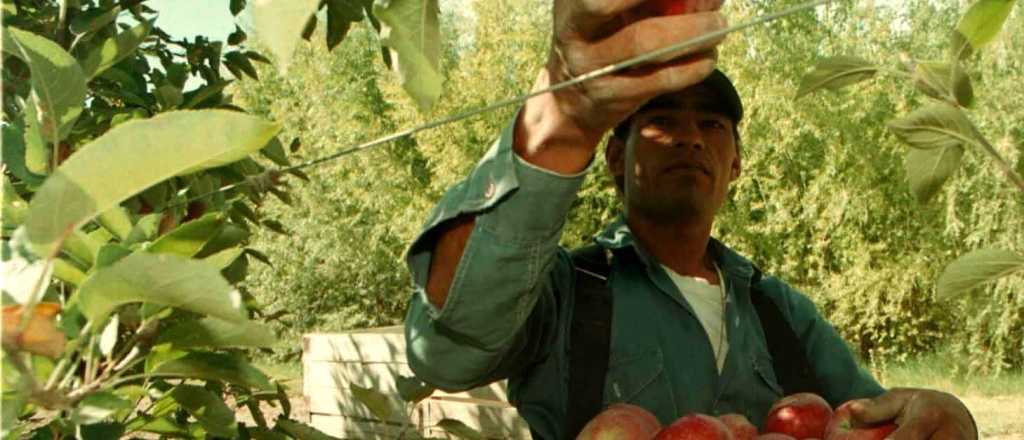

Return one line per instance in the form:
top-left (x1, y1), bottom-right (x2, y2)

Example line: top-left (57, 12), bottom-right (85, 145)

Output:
top-left (610, 84), bottom-right (741, 223)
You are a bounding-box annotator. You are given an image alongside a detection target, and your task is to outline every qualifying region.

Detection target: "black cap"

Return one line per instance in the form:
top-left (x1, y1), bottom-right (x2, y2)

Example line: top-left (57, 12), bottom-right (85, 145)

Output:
top-left (612, 69), bottom-right (743, 139)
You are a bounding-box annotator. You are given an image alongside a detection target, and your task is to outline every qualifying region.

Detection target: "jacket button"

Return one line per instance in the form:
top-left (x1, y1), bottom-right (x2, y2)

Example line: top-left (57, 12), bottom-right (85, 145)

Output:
top-left (484, 181), bottom-right (496, 199)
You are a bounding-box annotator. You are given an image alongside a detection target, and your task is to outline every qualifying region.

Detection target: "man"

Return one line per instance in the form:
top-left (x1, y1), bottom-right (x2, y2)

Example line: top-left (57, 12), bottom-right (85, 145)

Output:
top-left (403, 0), bottom-right (977, 438)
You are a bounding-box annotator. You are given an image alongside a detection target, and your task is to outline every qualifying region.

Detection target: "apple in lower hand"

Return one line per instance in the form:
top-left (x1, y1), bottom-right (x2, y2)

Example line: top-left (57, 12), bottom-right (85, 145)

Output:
top-left (577, 403), bottom-right (662, 440)
top-left (655, 414), bottom-right (733, 440)
top-left (719, 414), bottom-right (758, 440)
top-left (824, 401), bottom-right (898, 440)
top-left (756, 434), bottom-right (797, 440)
top-left (764, 393), bottom-right (834, 439)
top-left (649, 0), bottom-right (688, 15)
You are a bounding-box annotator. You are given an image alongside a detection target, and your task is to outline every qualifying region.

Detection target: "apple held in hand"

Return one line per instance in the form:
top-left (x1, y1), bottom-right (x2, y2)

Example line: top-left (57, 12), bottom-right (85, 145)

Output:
top-left (655, 414), bottom-right (734, 440)
top-left (764, 393), bottom-right (834, 439)
top-left (649, 0), bottom-right (687, 15)
top-left (719, 414), bottom-right (758, 440)
top-left (824, 402), bottom-right (898, 440)
top-left (577, 403), bottom-right (662, 440)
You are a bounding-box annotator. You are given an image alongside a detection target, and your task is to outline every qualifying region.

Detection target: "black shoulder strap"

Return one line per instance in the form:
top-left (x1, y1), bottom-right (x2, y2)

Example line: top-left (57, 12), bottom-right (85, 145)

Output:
top-left (748, 267), bottom-right (822, 395)
top-left (566, 245), bottom-right (614, 439)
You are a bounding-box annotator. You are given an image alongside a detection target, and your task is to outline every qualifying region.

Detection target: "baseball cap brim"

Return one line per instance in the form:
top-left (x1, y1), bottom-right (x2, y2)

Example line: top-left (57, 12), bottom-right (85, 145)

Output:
top-left (612, 69), bottom-right (743, 139)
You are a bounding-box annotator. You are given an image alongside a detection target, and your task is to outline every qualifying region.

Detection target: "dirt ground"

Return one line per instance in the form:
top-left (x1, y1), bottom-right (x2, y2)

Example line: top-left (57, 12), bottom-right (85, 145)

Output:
top-left (960, 394), bottom-right (1024, 439)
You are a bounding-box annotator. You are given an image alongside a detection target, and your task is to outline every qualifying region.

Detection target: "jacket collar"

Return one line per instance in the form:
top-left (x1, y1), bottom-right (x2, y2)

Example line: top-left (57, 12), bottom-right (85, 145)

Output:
top-left (593, 214), bottom-right (756, 283)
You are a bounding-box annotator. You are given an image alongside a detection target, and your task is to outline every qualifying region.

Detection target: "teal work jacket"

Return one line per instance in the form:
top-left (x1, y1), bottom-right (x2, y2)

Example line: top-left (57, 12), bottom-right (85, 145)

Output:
top-left (403, 116), bottom-right (885, 439)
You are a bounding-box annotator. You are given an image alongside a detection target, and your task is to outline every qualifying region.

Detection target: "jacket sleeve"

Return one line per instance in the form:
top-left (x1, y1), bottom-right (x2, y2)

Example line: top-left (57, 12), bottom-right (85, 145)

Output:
top-left (403, 113), bottom-right (586, 391)
top-left (760, 276), bottom-right (886, 406)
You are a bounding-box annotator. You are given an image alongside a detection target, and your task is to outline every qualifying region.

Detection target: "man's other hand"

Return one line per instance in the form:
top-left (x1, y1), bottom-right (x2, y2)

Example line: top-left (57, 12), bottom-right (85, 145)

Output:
top-left (848, 388), bottom-right (978, 440)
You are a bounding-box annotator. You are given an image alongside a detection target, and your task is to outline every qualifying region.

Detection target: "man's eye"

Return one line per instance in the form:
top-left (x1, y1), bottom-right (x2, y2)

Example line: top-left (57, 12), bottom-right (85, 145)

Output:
top-left (699, 119), bottom-right (725, 130)
top-left (649, 116), bottom-right (674, 126)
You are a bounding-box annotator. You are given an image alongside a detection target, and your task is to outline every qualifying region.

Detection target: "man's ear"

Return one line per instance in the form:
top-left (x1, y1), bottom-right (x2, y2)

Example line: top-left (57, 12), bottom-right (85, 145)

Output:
top-left (606, 134), bottom-right (626, 183)
top-left (730, 154), bottom-right (742, 181)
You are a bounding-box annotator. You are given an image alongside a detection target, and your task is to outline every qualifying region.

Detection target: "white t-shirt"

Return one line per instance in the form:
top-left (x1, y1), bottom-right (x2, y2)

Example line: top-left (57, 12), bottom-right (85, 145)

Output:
top-left (662, 265), bottom-right (729, 373)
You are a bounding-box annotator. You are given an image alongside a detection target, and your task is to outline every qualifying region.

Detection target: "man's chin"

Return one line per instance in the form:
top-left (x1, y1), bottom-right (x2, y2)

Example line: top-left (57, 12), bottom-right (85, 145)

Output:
top-left (627, 194), bottom-right (711, 224)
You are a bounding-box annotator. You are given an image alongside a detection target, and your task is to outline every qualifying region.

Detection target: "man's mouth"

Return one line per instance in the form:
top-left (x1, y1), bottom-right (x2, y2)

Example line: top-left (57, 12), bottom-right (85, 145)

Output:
top-left (665, 162), bottom-right (711, 177)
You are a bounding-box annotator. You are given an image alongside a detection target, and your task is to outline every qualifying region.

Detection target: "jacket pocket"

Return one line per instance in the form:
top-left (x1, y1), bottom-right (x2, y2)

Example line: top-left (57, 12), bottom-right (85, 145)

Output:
top-left (604, 348), bottom-right (672, 410)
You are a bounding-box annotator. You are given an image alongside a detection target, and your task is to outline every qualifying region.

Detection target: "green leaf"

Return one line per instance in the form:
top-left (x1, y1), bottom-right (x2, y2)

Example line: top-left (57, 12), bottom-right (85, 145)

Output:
top-left (350, 384), bottom-right (392, 421)
top-left (80, 20), bottom-right (152, 80)
top-left (937, 248), bottom-right (1024, 298)
top-left (196, 223), bottom-right (251, 257)
top-left (395, 374), bottom-right (434, 404)
top-left (228, 26), bottom-right (248, 46)
top-left (23, 110), bottom-right (279, 256)
top-left (275, 418), bottom-right (343, 440)
top-left (795, 55), bottom-right (877, 99)
top-left (156, 317), bottom-right (276, 349)
top-left (63, 230), bottom-right (102, 267)
top-left (952, 63), bottom-right (974, 108)
top-left (124, 214), bottom-right (161, 247)
top-left (887, 102), bottom-right (979, 150)
top-left (54, 257), bottom-right (88, 286)
top-left (225, 50), bottom-right (259, 80)
top-left (203, 247), bottom-right (245, 270)
top-left (956, 0), bottom-right (1016, 51)
top-left (169, 385), bottom-right (237, 438)
top-left (126, 415), bottom-right (190, 436)
top-left (904, 143), bottom-right (964, 203)
top-left (97, 206), bottom-right (133, 241)
top-left (182, 79), bottom-right (232, 109)
top-left (326, 0), bottom-right (361, 51)
top-left (913, 61), bottom-right (955, 103)
top-left (154, 84), bottom-right (183, 109)
top-left (1, 119), bottom-right (47, 186)
top-left (252, 0), bottom-right (320, 72)
top-left (435, 419), bottom-right (485, 440)
top-left (153, 351), bottom-right (274, 392)
top-left (147, 214), bottom-right (225, 257)
top-left (260, 137), bottom-right (291, 166)
top-left (70, 7), bottom-right (121, 35)
top-left (70, 392), bottom-right (132, 425)
top-left (93, 244), bottom-right (131, 269)
top-left (2, 27), bottom-right (87, 144)
top-left (374, 0), bottom-right (443, 111)
top-left (77, 252), bottom-right (246, 323)
top-left (22, 102), bottom-right (49, 175)
top-left (230, 0), bottom-right (247, 15)
top-left (911, 61), bottom-right (975, 108)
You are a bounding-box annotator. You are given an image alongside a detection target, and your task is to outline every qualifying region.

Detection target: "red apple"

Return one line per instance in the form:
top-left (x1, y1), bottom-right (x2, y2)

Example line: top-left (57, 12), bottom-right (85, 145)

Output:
top-left (764, 393), bottom-right (833, 439)
top-left (655, 414), bottom-right (734, 440)
top-left (824, 401), bottom-right (898, 440)
top-left (719, 414), bottom-right (757, 440)
top-left (649, 0), bottom-right (687, 15)
top-left (577, 403), bottom-right (662, 440)
top-left (756, 435), bottom-right (797, 440)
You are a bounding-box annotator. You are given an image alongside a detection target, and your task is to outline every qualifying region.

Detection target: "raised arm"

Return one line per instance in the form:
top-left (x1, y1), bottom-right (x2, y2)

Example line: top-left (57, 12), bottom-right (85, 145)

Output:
top-left (407, 0), bottom-right (728, 391)
top-left (424, 0), bottom-right (727, 309)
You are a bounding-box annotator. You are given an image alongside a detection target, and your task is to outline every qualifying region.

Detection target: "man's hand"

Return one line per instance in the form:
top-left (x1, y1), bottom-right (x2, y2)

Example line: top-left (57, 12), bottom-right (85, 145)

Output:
top-left (515, 0), bottom-right (728, 173)
top-left (848, 388), bottom-right (978, 440)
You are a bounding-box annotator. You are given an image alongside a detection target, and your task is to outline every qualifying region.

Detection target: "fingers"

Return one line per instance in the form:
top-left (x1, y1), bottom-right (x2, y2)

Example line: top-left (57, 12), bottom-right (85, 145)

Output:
top-left (888, 420), bottom-right (938, 440)
top-left (584, 12), bottom-right (728, 67)
top-left (850, 389), bottom-right (914, 425)
top-left (593, 51), bottom-right (717, 102)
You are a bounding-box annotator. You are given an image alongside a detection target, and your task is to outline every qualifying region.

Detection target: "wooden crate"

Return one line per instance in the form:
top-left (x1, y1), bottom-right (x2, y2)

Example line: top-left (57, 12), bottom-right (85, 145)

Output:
top-left (303, 327), bottom-right (532, 439)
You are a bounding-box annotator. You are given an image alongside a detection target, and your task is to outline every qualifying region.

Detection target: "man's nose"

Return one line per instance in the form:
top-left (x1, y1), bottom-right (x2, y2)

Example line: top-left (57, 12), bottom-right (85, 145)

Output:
top-left (671, 119), bottom-right (704, 151)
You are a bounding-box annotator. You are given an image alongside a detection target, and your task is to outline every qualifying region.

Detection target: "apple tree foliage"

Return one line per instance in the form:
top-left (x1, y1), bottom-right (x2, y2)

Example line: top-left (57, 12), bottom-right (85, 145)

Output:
top-left (0, 0), bottom-right (447, 437)
top-left (794, 0), bottom-right (1023, 366)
